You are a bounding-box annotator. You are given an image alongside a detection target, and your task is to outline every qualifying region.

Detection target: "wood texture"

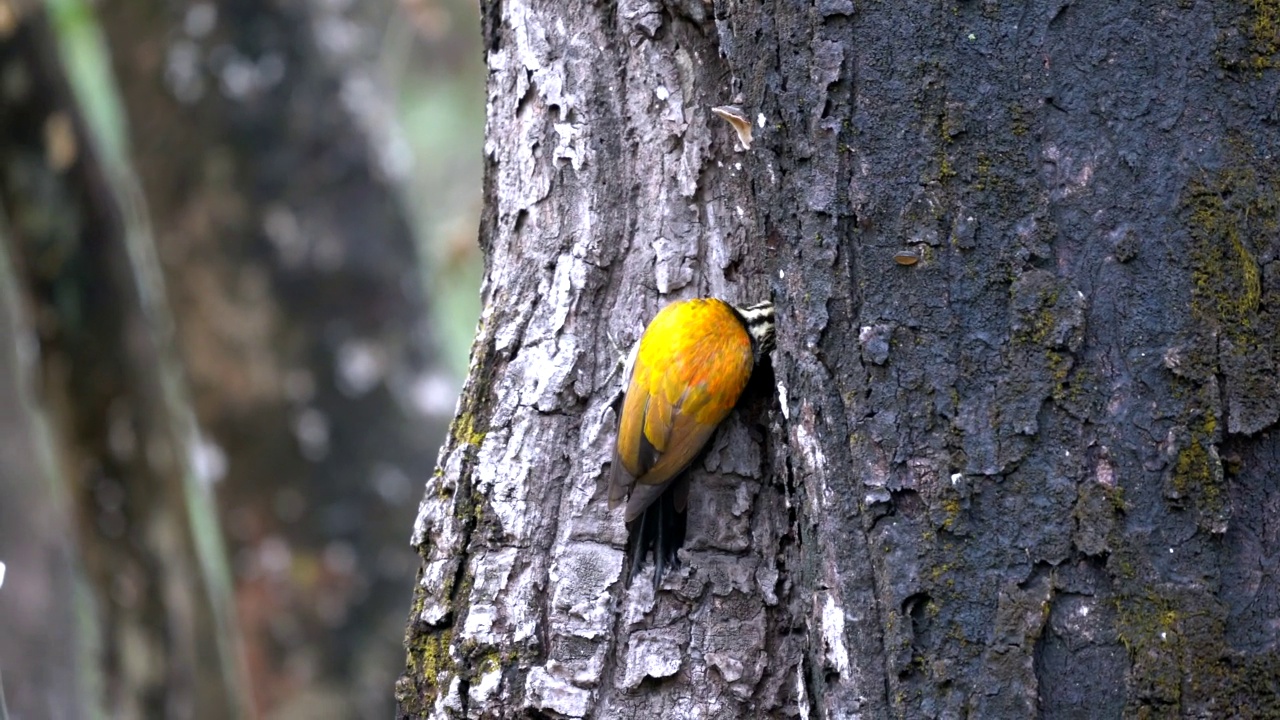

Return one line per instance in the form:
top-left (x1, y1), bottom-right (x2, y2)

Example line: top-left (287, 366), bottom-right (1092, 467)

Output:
top-left (401, 0), bottom-right (1280, 717)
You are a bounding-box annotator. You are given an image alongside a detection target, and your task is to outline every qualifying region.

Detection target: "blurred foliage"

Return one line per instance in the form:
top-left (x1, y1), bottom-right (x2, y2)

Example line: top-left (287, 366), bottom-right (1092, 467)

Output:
top-left (23, 0), bottom-right (486, 716)
top-left (46, 0), bottom-right (126, 162)
top-left (385, 0), bottom-right (485, 379)
top-left (50, 0), bottom-right (486, 381)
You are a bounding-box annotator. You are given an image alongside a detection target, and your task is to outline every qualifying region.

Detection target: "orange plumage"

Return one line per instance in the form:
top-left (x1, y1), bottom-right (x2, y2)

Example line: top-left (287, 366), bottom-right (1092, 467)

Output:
top-left (609, 298), bottom-right (756, 522)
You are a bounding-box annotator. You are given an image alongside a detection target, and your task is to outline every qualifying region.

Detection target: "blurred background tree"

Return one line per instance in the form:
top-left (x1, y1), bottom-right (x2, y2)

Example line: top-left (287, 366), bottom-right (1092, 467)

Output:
top-left (0, 0), bottom-right (482, 718)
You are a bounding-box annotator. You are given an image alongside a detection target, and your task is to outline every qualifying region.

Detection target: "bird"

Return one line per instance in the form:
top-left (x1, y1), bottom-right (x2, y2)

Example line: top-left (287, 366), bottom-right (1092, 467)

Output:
top-left (608, 297), bottom-right (775, 587)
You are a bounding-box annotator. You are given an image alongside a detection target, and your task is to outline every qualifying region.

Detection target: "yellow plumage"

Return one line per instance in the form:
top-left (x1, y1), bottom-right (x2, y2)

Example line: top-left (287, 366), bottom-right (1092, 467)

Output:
top-left (609, 298), bottom-right (755, 522)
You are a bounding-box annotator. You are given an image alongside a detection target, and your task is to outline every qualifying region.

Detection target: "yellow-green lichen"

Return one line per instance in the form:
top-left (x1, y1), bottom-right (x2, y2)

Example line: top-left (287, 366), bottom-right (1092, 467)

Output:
top-left (928, 561), bottom-right (956, 582)
top-left (938, 498), bottom-right (963, 530)
top-left (452, 412), bottom-right (487, 447)
top-left (402, 628), bottom-right (455, 709)
top-left (972, 152), bottom-right (993, 192)
top-left (473, 647), bottom-right (503, 676)
top-left (1223, 0), bottom-right (1280, 71)
top-left (1187, 177), bottom-right (1264, 338)
top-left (1111, 577), bottom-right (1279, 714)
top-left (1180, 154), bottom-right (1277, 435)
top-left (1106, 484), bottom-right (1127, 514)
top-left (1168, 408), bottom-right (1226, 529)
top-left (1008, 102), bottom-right (1029, 136)
top-left (1114, 592), bottom-right (1184, 708)
top-left (1012, 286), bottom-right (1062, 347)
top-left (1251, 0), bottom-right (1280, 59)
top-left (939, 156), bottom-right (957, 180)
top-left (1051, 362), bottom-right (1099, 419)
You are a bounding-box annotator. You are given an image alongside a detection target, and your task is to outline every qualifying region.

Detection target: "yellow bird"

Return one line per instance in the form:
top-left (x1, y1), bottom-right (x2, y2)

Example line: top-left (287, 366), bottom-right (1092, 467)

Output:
top-left (609, 297), bottom-right (775, 583)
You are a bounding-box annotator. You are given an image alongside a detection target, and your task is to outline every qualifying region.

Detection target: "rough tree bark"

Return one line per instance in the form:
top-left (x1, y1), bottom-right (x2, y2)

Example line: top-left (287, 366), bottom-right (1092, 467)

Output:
top-left (400, 0), bottom-right (1280, 718)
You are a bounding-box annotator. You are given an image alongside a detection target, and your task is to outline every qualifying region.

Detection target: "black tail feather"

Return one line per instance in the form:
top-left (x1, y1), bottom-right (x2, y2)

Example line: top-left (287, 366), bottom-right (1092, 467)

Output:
top-left (626, 484), bottom-right (688, 589)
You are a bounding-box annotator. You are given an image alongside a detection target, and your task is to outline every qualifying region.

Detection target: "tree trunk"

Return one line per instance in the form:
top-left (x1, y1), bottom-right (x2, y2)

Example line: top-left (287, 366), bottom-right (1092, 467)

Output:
top-left (400, 0), bottom-right (1280, 718)
top-left (0, 131), bottom-right (95, 720)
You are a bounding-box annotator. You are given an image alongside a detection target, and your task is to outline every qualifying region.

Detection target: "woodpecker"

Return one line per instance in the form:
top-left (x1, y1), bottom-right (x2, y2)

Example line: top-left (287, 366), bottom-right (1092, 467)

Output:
top-left (608, 297), bottom-right (775, 586)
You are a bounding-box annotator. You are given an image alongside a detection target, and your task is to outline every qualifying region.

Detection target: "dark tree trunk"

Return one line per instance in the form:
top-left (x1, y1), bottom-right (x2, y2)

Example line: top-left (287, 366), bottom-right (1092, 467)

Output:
top-left (0, 113), bottom-right (95, 720)
top-left (400, 0), bottom-right (1280, 718)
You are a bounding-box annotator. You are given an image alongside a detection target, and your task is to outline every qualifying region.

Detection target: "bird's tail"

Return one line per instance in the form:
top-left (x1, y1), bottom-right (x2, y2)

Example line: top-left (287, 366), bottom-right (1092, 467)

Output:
top-left (626, 479), bottom-right (688, 589)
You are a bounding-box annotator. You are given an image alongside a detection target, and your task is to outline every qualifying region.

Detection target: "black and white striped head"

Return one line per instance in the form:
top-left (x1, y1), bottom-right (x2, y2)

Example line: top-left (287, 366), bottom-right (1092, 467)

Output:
top-left (731, 301), bottom-right (775, 360)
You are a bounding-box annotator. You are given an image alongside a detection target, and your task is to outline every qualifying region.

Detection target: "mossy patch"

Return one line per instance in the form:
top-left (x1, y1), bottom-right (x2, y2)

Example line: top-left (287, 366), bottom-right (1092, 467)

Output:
top-left (452, 411), bottom-right (488, 447)
top-left (1166, 406), bottom-right (1228, 533)
top-left (1113, 580), bottom-right (1280, 716)
top-left (1181, 151), bottom-right (1280, 435)
top-left (1115, 591), bottom-right (1185, 709)
top-left (399, 628), bottom-right (456, 711)
top-left (1186, 173), bottom-right (1266, 340)
top-left (1219, 0), bottom-right (1280, 71)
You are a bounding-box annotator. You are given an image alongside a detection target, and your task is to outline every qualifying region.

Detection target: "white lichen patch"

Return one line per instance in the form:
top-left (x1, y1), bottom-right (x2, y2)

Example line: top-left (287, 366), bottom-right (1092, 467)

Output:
top-left (796, 660), bottom-right (812, 717)
top-left (553, 122), bottom-right (587, 170)
top-left (705, 651), bottom-right (744, 682)
top-left (512, 337), bottom-right (579, 412)
top-left (549, 542), bottom-right (622, 636)
top-left (440, 676), bottom-right (464, 715)
top-left (470, 666), bottom-right (503, 707)
top-left (526, 665), bottom-right (592, 718)
top-left (475, 427), bottom-right (530, 541)
top-left (652, 236), bottom-right (695, 294)
top-left (460, 547), bottom-right (518, 644)
top-left (1094, 449), bottom-right (1115, 487)
top-left (622, 629), bottom-right (684, 690)
top-left (793, 411), bottom-right (831, 511)
top-left (820, 593), bottom-right (851, 677)
top-left (530, 253), bottom-right (586, 341)
top-left (505, 563), bottom-right (543, 643)
top-left (417, 559), bottom-right (457, 626)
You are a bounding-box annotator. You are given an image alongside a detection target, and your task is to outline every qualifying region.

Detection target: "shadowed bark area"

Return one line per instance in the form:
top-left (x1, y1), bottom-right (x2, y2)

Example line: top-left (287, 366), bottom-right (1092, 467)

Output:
top-left (400, 0), bottom-right (1280, 718)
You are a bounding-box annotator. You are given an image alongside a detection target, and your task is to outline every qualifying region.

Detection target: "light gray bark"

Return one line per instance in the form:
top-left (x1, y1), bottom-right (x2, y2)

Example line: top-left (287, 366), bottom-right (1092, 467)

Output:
top-left (400, 0), bottom-right (785, 717)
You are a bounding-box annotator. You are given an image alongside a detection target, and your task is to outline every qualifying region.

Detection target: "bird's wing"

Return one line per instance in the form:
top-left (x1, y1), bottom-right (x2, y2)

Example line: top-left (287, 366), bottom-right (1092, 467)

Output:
top-left (620, 391), bottom-right (719, 521)
top-left (609, 379), bottom-right (653, 508)
top-left (610, 308), bottom-right (753, 521)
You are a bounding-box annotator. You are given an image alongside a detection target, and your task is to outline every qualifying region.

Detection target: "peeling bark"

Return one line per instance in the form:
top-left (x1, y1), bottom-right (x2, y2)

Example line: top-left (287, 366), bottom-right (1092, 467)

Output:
top-left (401, 1), bottom-right (1280, 718)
